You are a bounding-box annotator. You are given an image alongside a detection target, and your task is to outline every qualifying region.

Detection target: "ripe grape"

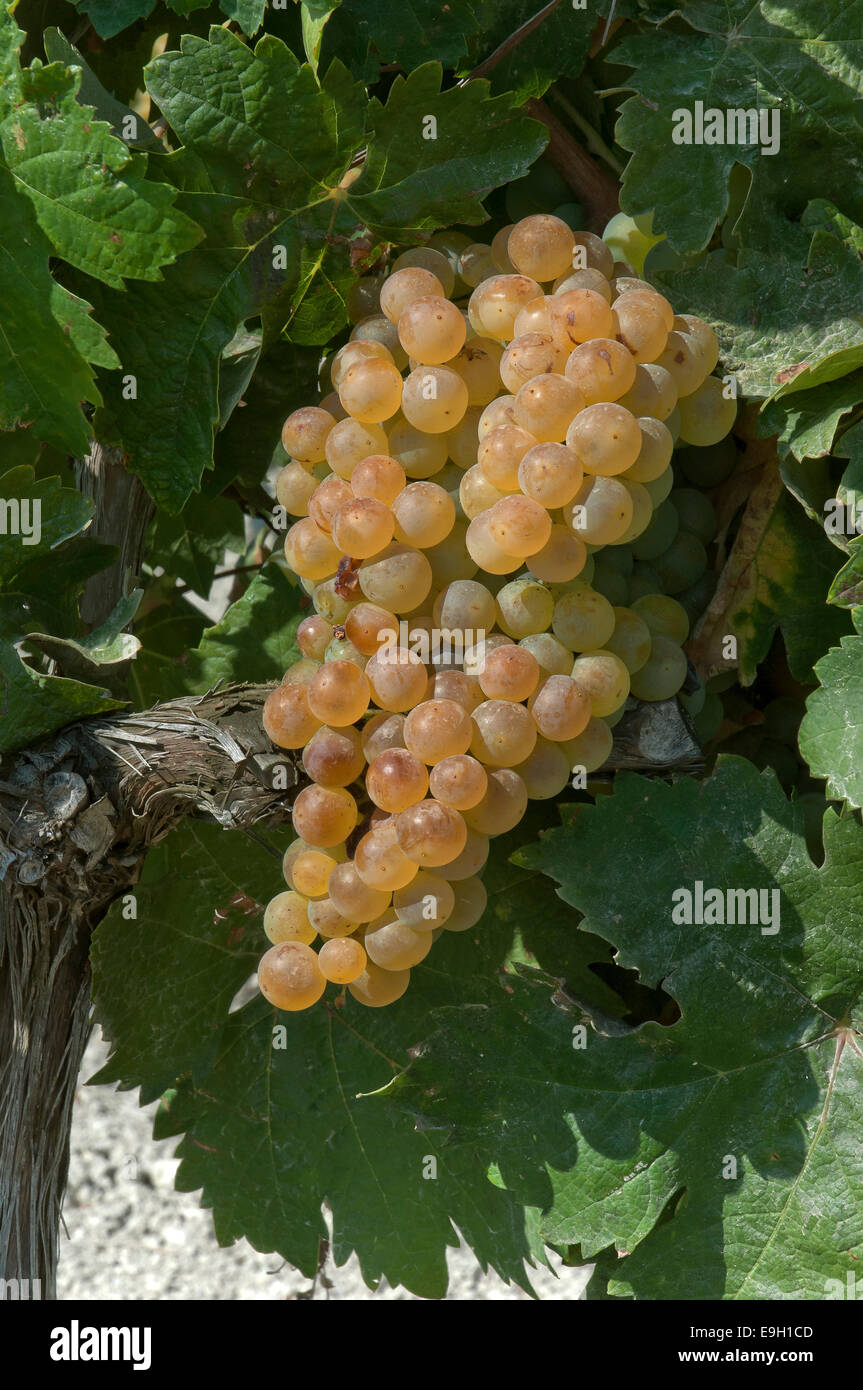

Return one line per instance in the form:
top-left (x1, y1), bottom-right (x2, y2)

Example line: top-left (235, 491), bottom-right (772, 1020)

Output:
top-left (284, 517), bottom-right (341, 580)
top-left (623, 417), bottom-right (674, 483)
top-left (674, 314), bottom-right (719, 372)
top-left (365, 919), bottom-right (433, 970)
top-left (562, 717), bottom-right (614, 774)
top-left (570, 230), bottom-right (615, 278)
top-left (350, 453), bottom-right (406, 504)
top-left (327, 861), bottom-right (392, 923)
top-left (528, 526), bottom-right (588, 584)
top-left (366, 747), bottom-right (429, 812)
top-left (566, 402), bottom-right (642, 476)
top-left (302, 725), bottom-right (365, 787)
top-left (330, 339), bottom-right (394, 389)
top-left (276, 460), bottom-right (317, 516)
top-left (264, 891), bottom-right (316, 946)
top-left (618, 363), bottom-right (678, 421)
top-left (656, 329), bottom-right (708, 398)
top-left (318, 936), bottom-right (367, 984)
top-left (325, 418), bottom-right (389, 480)
top-left (263, 682), bottom-right (321, 748)
top-left (391, 246), bottom-right (456, 297)
top-left (393, 871), bottom-right (455, 930)
top-left (447, 405), bottom-right (484, 468)
top-left (449, 339), bottom-right (505, 406)
top-left (499, 333), bottom-right (567, 393)
top-left (354, 820), bottom-right (418, 891)
top-left (549, 288), bottom-right (614, 347)
top-left (478, 395), bottom-right (518, 437)
top-left (496, 576), bottom-right (554, 638)
top-left (380, 267), bottom-right (445, 323)
top-left (507, 214), bottom-right (576, 281)
top-left (398, 295), bottom-right (466, 364)
top-left (677, 375), bottom-right (737, 445)
top-left (292, 785), bottom-right (358, 848)
top-left (428, 753), bottom-right (488, 810)
top-left (331, 496), bottom-right (395, 557)
top-left (611, 290), bottom-right (669, 363)
top-left (401, 366), bottom-right (469, 433)
top-left (258, 942), bottom-right (326, 1011)
top-left (459, 465), bottom-right (506, 519)
top-left (338, 358), bottom-right (403, 423)
top-left (513, 374), bottom-right (584, 442)
top-left (553, 267), bottom-right (611, 300)
top-left (518, 631), bottom-right (573, 676)
top-left (478, 644), bottom-right (540, 702)
top-left (570, 649), bottom-right (631, 716)
top-left (436, 827), bottom-right (490, 880)
top-left (392, 481), bottom-right (455, 548)
top-left (404, 699), bottom-right (473, 763)
top-left (358, 543), bottom-right (433, 612)
top-left (307, 661), bottom-right (370, 726)
top-left (348, 960), bottom-right (411, 1006)
top-left (469, 274), bottom-right (543, 342)
top-left (361, 710), bottom-right (406, 759)
top-left (513, 294), bottom-right (554, 338)
top-left (297, 614), bottom-right (334, 661)
top-left (470, 699), bottom-right (537, 766)
top-left (487, 495), bottom-right (552, 558)
top-left (352, 314), bottom-right (409, 371)
top-left (289, 848), bottom-right (340, 899)
top-left (565, 338), bottom-right (637, 404)
top-left (478, 424), bottom-right (538, 492)
top-left (530, 674), bottom-right (592, 740)
top-left (463, 767), bottom-right (527, 835)
top-left (365, 646), bottom-right (429, 711)
top-left (459, 242), bottom-right (497, 288)
top-left (395, 799), bottom-right (468, 867)
top-left (466, 511), bottom-right (523, 575)
top-left (281, 406), bottom-right (335, 463)
top-left (514, 737), bottom-right (571, 799)
top-left (442, 875), bottom-right (488, 931)
top-left (566, 476), bottom-right (634, 545)
top-left (308, 476), bottom-right (353, 534)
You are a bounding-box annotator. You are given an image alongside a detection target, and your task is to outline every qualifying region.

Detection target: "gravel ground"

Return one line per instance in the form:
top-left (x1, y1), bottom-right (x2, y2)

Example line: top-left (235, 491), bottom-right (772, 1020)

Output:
top-left (58, 1030), bottom-right (591, 1302)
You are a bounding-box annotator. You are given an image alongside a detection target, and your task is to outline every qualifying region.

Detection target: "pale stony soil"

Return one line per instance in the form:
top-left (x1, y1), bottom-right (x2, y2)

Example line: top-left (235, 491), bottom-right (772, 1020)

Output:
top-left (58, 1030), bottom-right (591, 1302)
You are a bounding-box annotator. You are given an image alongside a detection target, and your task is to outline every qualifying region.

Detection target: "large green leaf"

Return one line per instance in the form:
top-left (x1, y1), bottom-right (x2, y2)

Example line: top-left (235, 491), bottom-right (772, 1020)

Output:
top-left (92, 809), bottom-right (626, 1295)
top-left (91, 33), bottom-right (543, 511)
top-left (0, 642), bottom-right (126, 753)
top-left (387, 759), bottom-right (863, 1299)
top-left (179, 563), bottom-right (305, 693)
top-left (656, 212), bottom-right (863, 400)
top-left (799, 636), bottom-right (863, 809)
top-left (759, 371), bottom-right (863, 462)
top-left (614, 2), bottom-right (863, 254)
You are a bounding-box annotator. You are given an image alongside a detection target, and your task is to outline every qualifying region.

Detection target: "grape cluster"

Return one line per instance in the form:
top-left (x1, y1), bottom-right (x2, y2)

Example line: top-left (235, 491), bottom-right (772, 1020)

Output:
top-left (257, 213), bottom-right (736, 1012)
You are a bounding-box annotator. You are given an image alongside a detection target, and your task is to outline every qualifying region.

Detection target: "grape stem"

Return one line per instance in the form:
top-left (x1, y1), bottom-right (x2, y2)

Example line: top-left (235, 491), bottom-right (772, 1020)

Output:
top-left (523, 98), bottom-right (620, 230)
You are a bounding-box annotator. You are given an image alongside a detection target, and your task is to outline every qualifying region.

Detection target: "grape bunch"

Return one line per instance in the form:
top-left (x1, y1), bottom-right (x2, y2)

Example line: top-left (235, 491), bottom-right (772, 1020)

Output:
top-left (256, 211), bottom-right (737, 1013)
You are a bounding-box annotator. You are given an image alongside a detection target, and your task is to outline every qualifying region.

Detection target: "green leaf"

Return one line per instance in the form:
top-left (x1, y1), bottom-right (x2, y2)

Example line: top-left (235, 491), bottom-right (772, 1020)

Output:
top-left (392, 759), bottom-right (863, 1299)
top-left (180, 563), bottom-right (304, 693)
top-left (347, 63), bottom-right (547, 240)
top-left (148, 493), bottom-right (245, 594)
top-left (301, 0), bottom-right (341, 72)
top-left (209, 338), bottom-right (321, 496)
top-left (71, 1), bottom-right (157, 40)
top-left (26, 591), bottom-right (142, 684)
top-left (828, 537), bottom-right (863, 611)
top-left (0, 167), bottom-right (98, 453)
top-left (0, 642), bottom-right (126, 753)
top-left (725, 487), bottom-right (851, 685)
top-left (656, 213), bottom-right (863, 400)
top-left (759, 371), bottom-right (863, 461)
top-left (1, 33), bottom-right (200, 288)
top-left (614, 3), bottom-right (863, 255)
top-left (93, 33), bottom-right (542, 509)
top-left (799, 636), bottom-right (863, 809)
top-left (90, 818), bottom-right (571, 1297)
top-left (42, 28), bottom-right (161, 149)
top-left (50, 283), bottom-right (121, 371)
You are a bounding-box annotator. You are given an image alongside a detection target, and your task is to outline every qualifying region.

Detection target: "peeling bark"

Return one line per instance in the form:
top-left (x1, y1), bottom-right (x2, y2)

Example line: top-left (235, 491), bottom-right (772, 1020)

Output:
top-left (0, 674), bottom-right (300, 1297)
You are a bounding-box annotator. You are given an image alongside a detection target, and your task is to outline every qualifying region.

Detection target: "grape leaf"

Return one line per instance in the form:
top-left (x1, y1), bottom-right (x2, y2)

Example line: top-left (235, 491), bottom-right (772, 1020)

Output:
top-left (759, 371), bottom-right (863, 462)
top-left (799, 635), bottom-right (863, 809)
top-left (347, 64), bottom-right (547, 239)
top-left (42, 28), bottom-right (161, 149)
top-left (91, 34), bottom-right (543, 510)
top-left (613, 2), bottom-right (863, 255)
top-left (1, 31), bottom-right (200, 287)
top-left (0, 642), bottom-right (126, 753)
top-left (656, 213), bottom-right (863, 400)
top-left (26, 591), bottom-right (142, 685)
top-left (89, 799), bottom-right (634, 1295)
top-left (148, 493), bottom-right (245, 595)
top-left (387, 759), bottom-right (863, 1299)
top-left (179, 563), bottom-right (305, 693)
top-left (70, 1), bottom-right (157, 40)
